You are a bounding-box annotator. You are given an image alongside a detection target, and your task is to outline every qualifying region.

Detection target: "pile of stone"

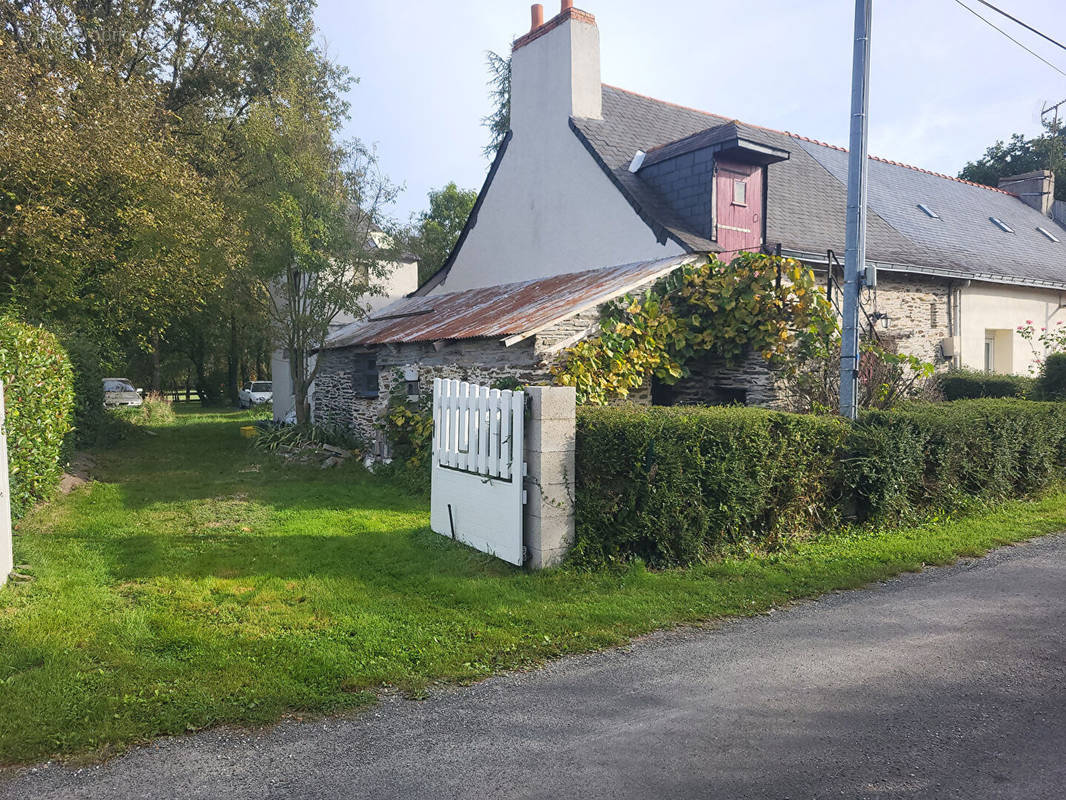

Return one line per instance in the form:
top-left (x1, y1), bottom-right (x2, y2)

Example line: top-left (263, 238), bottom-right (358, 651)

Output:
top-left (275, 442), bottom-right (356, 469)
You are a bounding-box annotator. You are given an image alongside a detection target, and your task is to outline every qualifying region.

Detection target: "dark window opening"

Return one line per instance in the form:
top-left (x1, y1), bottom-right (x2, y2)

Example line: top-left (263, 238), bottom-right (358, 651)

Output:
top-left (352, 355), bottom-right (379, 398)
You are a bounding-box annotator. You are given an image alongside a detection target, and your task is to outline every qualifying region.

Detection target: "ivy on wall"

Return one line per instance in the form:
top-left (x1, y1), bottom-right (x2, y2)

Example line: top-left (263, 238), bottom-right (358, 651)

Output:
top-left (551, 253), bottom-right (839, 405)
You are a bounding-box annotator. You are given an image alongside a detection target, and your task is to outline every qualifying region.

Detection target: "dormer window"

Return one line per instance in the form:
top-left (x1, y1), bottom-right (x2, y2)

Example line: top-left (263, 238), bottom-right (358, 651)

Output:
top-left (732, 180), bottom-right (747, 206)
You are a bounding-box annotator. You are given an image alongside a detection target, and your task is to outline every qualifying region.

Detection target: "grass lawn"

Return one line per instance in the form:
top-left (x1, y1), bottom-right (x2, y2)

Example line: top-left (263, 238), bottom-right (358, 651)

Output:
top-left (2, 405), bottom-right (1066, 765)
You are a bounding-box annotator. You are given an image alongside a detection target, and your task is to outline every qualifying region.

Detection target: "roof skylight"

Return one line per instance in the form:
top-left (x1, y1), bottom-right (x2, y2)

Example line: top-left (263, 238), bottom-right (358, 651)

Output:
top-left (990, 217), bottom-right (1014, 233)
top-left (1037, 226), bottom-right (1061, 243)
top-left (917, 203), bottom-right (939, 219)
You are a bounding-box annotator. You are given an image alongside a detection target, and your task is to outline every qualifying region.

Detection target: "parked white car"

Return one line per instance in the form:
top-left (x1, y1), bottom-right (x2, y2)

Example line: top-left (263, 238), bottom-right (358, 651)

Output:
top-left (103, 378), bottom-right (143, 408)
top-left (239, 381), bottom-right (273, 408)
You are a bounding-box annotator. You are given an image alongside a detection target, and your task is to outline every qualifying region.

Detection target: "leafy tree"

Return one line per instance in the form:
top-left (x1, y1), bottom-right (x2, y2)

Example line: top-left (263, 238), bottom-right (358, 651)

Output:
top-left (482, 50), bottom-right (511, 158)
top-left (959, 119), bottom-right (1066, 201)
top-left (405, 183), bottom-right (477, 284)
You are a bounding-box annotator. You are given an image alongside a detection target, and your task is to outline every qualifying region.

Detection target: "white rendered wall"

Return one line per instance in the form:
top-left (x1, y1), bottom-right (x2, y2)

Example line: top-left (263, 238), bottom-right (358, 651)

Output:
top-left (958, 282), bottom-right (1066, 374)
top-left (432, 15), bottom-right (683, 294)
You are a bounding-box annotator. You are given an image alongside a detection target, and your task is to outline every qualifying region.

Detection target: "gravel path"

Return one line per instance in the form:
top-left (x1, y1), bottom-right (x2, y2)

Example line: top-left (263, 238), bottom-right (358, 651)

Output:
top-left (5, 533), bottom-right (1066, 799)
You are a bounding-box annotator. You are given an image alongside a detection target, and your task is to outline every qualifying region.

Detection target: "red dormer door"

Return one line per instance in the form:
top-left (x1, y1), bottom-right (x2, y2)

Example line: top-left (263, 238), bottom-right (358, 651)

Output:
top-left (714, 161), bottom-right (763, 257)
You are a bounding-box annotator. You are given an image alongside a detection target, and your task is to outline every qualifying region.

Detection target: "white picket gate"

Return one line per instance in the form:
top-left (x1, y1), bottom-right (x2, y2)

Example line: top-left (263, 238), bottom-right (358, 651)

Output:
top-left (430, 378), bottom-right (526, 565)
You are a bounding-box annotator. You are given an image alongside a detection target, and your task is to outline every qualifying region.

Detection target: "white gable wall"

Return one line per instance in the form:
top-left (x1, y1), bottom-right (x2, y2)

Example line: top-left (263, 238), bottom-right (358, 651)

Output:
top-left (430, 9), bottom-right (683, 294)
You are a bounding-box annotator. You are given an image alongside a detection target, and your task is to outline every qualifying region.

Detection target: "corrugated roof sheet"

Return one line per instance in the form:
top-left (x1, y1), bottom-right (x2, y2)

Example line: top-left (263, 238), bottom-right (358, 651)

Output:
top-left (323, 254), bottom-right (696, 349)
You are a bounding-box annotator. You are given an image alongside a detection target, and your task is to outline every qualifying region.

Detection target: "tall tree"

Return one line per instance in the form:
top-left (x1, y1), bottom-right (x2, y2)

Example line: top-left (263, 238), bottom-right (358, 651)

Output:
top-left (482, 50), bottom-right (510, 158)
top-left (959, 117), bottom-right (1066, 201)
top-left (405, 183), bottom-right (477, 284)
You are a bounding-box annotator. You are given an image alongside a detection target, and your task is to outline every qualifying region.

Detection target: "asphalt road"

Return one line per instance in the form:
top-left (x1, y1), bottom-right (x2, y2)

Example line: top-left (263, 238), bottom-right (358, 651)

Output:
top-left (5, 534), bottom-right (1066, 800)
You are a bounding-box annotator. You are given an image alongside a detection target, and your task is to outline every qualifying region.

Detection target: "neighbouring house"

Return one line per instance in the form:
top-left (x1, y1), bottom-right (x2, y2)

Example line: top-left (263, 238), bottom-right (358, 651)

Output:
top-left (314, 2), bottom-right (1066, 440)
top-left (270, 241), bottom-right (418, 422)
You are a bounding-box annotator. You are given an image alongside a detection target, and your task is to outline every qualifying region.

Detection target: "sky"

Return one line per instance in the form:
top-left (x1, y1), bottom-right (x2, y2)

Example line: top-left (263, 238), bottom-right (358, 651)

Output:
top-left (313, 0), bottom-right (1066, 222)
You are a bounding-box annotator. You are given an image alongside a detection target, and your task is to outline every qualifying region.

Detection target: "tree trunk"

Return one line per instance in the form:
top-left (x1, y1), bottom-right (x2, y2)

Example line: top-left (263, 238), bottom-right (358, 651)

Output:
top-left (227, 313), bottom-right (239, 406)
top-left (151, 331), bottom-right (162, 393)
top-left (291, 347), bottom-right (311, 425)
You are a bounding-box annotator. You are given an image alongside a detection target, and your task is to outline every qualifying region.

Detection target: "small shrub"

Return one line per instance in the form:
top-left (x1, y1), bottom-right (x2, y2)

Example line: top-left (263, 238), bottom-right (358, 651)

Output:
top-left (937, 369), bottom-right (1032, 400)
top-left (139, 392), bottom-right (176, 423)
top-left (253, 422), bottom-right (365, 454)
top-left (0, 317), bottom-right (74, 519)
top-left (1034, 353), bottom-right (1066, 400)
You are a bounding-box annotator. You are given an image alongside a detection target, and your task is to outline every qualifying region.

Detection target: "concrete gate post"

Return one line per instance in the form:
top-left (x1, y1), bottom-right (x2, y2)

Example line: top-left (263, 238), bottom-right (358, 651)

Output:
top-left (523, 386), bottom-right (576, 569)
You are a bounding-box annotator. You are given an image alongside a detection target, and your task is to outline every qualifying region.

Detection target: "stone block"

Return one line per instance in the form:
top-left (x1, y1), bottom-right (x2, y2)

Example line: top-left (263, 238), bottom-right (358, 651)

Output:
top-left (525, 385), bottom-right (576, 420)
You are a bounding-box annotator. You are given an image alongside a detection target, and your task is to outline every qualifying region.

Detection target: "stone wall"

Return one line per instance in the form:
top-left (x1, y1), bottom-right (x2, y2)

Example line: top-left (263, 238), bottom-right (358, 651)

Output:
top-left (870, 274), bottom-right (952, 368)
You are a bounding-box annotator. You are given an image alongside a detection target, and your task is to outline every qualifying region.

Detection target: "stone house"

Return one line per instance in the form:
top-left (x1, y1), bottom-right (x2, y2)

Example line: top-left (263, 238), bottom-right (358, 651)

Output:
top-left (314, 2), bottom-right (1066, 437)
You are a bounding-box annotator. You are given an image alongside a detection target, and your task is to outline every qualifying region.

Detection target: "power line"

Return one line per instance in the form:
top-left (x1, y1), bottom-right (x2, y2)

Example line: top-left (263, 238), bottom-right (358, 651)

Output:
top-left (953, 0), bottom-right (1066, 78)
top-left (974, 0), bottom-right (1066, 53)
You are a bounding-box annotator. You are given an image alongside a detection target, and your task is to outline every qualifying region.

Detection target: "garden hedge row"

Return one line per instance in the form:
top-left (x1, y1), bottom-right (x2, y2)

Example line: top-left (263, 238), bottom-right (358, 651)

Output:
top-left (574, 399), bottom-right (1066, 567)
top-left (0, 318), bottom-right (74, 519)
top-left (936, 369), bottom-right (1033, 401)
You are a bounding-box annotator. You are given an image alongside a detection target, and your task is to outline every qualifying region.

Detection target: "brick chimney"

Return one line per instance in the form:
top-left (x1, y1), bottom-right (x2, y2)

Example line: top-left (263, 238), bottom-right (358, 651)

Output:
top-left (510, 2), bottom-right (602, 134)
top-left (998, 169), bottom-right (1055, 216)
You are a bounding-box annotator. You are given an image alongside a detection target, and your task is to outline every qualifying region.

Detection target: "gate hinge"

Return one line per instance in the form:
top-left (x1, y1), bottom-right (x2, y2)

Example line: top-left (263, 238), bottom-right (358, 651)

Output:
top-left (522, 489), bottom-right (527, 504)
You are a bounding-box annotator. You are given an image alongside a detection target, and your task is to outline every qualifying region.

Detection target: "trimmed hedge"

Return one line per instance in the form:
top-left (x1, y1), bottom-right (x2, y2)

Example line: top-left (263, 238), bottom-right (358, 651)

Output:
top-left (937, 369), bottom-right (1032, 400)
top-left (0, 318), bottom-right (74, 519)
top-left (1035, 353), bottom-right (1066, 400)
top-left (574, 406), bottom-right (846, 566)
top-left (57, 332), bottom-right (106, 447)
top-left (575, 399), bottom-right (1066, 567)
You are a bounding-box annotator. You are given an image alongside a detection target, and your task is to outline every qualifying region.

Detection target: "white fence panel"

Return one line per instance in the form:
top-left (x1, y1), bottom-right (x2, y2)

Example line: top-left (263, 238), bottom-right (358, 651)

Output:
top-left (430, 379), bottom-right (525, 565)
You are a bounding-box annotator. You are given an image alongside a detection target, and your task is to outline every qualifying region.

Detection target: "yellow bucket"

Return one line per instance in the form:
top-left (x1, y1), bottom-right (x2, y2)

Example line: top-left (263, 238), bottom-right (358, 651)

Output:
top-left (240, 425), bottom-right (258, 439)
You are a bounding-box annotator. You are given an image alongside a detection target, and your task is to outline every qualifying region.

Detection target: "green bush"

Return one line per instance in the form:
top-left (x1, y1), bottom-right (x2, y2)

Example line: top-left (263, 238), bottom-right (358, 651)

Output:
top-left (848, 399), bottom-right (1066, 521)
top-left (574, 405), bottom-right (846, 566)
top-left (937, 369), bottom-right (1032, 400)
top-left (0, 318), bottom-right (75, 519)
top-left (1034, 353), bottom-right (1066, 400)
top-left (56, 332), bottom-right (106, 447)
top-left (574, 399), bottom-right (1066, 567)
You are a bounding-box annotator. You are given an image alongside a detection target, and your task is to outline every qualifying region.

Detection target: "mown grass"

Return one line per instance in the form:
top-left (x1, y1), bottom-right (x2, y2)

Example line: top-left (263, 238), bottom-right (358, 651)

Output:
top-left (2, 405), bottom-right (1065, 765)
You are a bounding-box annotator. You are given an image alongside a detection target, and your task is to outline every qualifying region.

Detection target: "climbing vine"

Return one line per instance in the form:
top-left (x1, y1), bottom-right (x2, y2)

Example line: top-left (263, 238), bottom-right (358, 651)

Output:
top-left (552, 253), bottom-right (839, 405)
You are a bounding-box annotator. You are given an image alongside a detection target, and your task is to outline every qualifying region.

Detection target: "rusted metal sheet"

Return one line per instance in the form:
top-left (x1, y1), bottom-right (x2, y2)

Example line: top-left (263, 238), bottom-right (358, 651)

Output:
top-left (324, 255), bottom-right (697, 349)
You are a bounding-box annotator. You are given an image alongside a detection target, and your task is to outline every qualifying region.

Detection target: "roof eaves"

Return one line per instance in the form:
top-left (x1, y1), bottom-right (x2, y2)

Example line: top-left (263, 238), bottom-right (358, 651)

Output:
top-left (500, 254), bottom-right (703, 347)
top-left (412, 130), bottom-right (513, 297)
top-left (781, 247), bottom-right (1066, 291)
top-left (568, 118), bottom-right (696, 253)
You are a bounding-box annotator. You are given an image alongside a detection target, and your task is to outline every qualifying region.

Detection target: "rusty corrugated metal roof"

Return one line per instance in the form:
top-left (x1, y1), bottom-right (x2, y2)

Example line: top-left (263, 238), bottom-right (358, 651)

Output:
top-left (323, 255), bottom-right (698, 349)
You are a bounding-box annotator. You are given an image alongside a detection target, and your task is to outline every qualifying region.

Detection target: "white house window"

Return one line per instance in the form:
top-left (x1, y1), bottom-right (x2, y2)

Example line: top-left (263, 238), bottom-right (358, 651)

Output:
top-left (984, 336), bottom-right (994, 373)
top-left (352, 355), bottom-right (379, 398)
top-left (732, 179), bottom-right (747, 206)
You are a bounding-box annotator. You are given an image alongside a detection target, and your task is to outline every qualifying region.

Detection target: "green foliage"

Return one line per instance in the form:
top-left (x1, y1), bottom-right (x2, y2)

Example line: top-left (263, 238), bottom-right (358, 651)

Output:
top-left (0, 318), bottom-right (74, 519)
top-left (848, 400), bottom-right (1066, 522)
top-left (573, 405), bottom-right (847, 566)
top-left (253, 422), bottom-right (366, 454)
top-left (1035, 353), bottom-right (1066, 400)
top-left (937, 369), bottom-right (1033, 400)
top-left (553, 254), bottom-right (839, 405)
top-left (574, 399), bottom-right (1066, 567)
top-left (482, 51), bottom-right (511, 158)
top-left (405, 183), bottom-right (477, 284)
top-left (958, 119), bottom-right (1065, 201)
top-left (55, 332), bottom-right (106, 448)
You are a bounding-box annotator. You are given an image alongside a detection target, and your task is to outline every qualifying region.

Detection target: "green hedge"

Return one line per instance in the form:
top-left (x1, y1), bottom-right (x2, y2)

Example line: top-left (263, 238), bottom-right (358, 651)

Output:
top-left (0, 318), bottom-right (74, 519)
top-left (937, 369), bottom-right (1033, 400)
top-left (57, 332), bottom-right (106, 448)
top-left (1035, 353), bottom-right (1066, 400)
top-left (574, 405), bottom-right (846, 566)
top-left (575, 399), bottom-right (1066, 567)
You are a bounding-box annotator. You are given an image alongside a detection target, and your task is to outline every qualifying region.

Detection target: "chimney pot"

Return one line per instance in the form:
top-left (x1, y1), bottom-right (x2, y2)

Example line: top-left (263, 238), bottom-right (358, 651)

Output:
top-left (561, 0), bottom-right (574, 10)
top-left (531, 4), bottom-right (544, 30)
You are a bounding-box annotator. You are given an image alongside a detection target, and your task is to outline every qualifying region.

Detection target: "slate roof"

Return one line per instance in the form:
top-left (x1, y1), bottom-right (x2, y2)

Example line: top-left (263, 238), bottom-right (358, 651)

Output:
top-left (573, 85), bottom-right (1066, 289)
top-left (322, 255), bottom-right (697, 349)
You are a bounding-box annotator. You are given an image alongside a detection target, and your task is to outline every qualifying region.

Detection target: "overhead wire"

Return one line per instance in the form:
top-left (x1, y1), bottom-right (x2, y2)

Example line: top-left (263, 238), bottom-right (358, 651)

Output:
top-left (952, 0), bottom-right (1066, 77)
